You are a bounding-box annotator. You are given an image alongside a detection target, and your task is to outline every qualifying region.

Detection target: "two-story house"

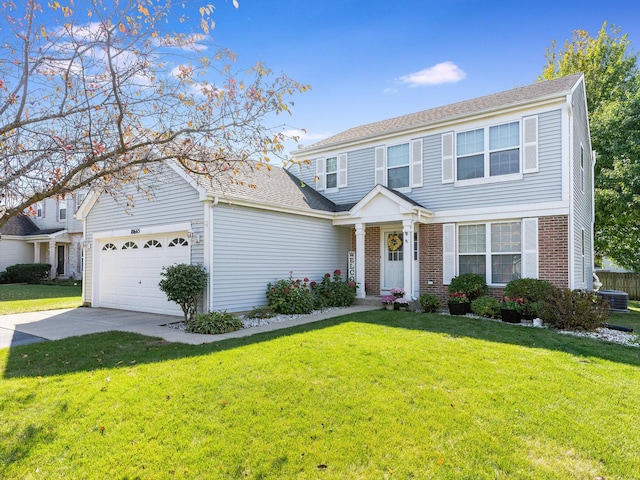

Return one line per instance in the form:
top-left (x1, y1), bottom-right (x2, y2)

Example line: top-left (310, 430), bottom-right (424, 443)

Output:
top-left (0, 194), bottom-right (85, 279)
top-left (77, 73), bottom-right (593, 315)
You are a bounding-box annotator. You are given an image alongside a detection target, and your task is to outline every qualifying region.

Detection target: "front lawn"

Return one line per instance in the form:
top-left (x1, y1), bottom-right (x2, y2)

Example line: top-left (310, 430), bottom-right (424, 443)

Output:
top-left (1, 310), bottom-right (639, 479)
top-left (0, 284), bottom-right (82, 314)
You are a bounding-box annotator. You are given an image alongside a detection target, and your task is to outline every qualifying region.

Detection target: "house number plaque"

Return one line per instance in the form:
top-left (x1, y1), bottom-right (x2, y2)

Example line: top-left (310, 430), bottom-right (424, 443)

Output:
top-left (130, 228), bottom-right (140, 234)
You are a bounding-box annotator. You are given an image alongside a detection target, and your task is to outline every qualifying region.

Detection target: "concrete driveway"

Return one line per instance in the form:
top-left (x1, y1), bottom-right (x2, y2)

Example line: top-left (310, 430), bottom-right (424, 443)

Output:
top-left (0, 305), bottom-right (379, 350)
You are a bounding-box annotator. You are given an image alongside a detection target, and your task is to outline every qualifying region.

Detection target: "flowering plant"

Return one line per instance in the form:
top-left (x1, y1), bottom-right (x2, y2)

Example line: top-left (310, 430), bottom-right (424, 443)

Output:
top-left (501, 296), bottom-right (526, 312)
top-left (381, 295), bottom-right (396, 305)
top-left (448, 292), bottom-right (470, 304)
top-left (394, 297), bottom-right (410, 305)
top-left (390, 287), bottom-right (405, 297)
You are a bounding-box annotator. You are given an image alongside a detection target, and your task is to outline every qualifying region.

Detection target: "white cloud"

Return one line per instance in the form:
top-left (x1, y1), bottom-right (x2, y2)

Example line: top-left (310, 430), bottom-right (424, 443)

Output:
top-left (398, 61), bottom-right (466, 87)
top-left (281, 129), bottom-right (331, 144)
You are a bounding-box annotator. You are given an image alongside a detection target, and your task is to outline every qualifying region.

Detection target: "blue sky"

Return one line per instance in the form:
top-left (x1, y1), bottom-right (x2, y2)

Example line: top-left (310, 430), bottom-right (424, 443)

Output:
top-left (206, 0), bottom-right (640, 156)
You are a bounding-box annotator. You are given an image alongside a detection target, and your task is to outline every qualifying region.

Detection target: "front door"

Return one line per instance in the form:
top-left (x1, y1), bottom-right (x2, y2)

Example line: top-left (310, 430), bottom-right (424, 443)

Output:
top-left (383, 230), bottom-right (404, 292)
top-left (56, 245), bottom-right (65, 276)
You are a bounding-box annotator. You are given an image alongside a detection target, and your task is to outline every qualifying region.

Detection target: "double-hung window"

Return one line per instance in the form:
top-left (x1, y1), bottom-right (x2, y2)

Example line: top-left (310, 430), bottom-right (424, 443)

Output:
top-left (325, 157), bottom-right (337, 189)
top-left (387, 143), bottom-right (410, 189)
top-left (58, 200), bottom-right (67, 221)
top-left (456, 121), bottom-right (520, 181)
top-left (489, 122), bottom-right (519, 176)
top-left (458, 221), bottom-right (522, 284)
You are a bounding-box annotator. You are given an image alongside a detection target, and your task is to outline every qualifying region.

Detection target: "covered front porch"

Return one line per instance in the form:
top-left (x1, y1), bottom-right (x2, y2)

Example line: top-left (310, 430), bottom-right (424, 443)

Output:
top-left (334, 185), bottom-right (433, 300)
top-left (26, 230), bottom-right (82, 279)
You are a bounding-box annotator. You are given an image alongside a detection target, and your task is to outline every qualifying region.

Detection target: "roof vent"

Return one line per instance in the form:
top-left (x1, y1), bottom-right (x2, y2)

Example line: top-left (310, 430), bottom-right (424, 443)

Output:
top-left (597, 290), bottom-right (629, 312)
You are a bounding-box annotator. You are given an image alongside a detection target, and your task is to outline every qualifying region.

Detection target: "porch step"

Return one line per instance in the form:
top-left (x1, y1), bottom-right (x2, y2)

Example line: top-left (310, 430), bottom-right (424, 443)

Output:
top-left (355, 297), bottom-right (383, 307)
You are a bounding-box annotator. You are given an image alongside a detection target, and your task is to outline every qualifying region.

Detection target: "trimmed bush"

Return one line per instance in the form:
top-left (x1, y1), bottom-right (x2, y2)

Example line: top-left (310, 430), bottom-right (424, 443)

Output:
top-left (419, 293), bottom-right (442, 313)
top-left (448, 273), bottom-right (488, 301)
top-left (158, 263), bottom-right (208, 322)
top-left (471, 295), bottom-right (501, 318)
top-left (187, 310), bottom-right (243, 334)
top-left (4, 263), bottom-right (52, 284)
top-left (266, 276), bottom-right (315, 314)
top-left (539, 288), bottom-right (610, 331)
top-left (504, 278), bottom-right (553, 317)
top-left (312, 270), bottom-right (357, 309)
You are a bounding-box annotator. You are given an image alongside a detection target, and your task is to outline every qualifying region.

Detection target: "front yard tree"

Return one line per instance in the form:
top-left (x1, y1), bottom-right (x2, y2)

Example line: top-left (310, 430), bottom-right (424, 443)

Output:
top-left (0, 0), bottom-right (309, 228)
top-left (540, 22), bottom-right (640, 270)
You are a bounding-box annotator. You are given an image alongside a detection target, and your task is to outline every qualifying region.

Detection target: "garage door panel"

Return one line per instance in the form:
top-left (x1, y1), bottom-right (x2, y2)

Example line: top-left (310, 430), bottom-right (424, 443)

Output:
top-left (97, 233), bottom-right (190, 316)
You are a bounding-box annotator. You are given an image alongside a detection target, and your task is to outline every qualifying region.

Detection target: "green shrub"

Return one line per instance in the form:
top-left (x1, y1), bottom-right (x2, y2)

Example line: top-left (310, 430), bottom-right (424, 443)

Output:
top-left (448, 273), bottom-right (488, 301)
top-left (312, 270), bottom-right (357, 309)
top-left (158, 263), bottom-right (208, 322)
top-left (504, 278), bottom-right (553, 317)
top-left (186, 310), bottom-right (243, 334)
top-left (471, 295), bottom-right (501, 318)
top-left (4, 263), bottom-right (52, 284)
top-left (419, 293), bottom-right (441, 313)
top-left (266, 276), bottom-right (315, 314)
top-left (539, 288), bottom-right (610, 331)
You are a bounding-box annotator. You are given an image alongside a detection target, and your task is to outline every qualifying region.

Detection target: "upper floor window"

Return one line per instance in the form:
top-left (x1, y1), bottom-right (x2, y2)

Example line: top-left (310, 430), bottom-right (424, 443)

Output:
top-left (325, 157), bottom-right (337, 189)
top-left (456, 121), bottom-right (520, 181)
top-left (36, 202), bottom-right (43, 217)
top-left (315, 154), bottom-right (347, 191)
top-left (75, 192), bottom-right (86, 211)
top-left (387, 144), bottom-right (410, 189)
top-left (580, 145), bottom-right (585, 193)
top-left (58, 200), bottom-right (67, 221)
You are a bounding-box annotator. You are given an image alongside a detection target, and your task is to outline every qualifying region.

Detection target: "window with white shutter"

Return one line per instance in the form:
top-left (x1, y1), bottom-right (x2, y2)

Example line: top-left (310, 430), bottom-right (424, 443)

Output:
top-left (411, 139), bottom-right (423, 188)
top-left (441, 132), bottom-right (454, 184)
top-left (522, 116), bottom-right (538, 173)
top-left (375, 146), bottom-right (386, 186)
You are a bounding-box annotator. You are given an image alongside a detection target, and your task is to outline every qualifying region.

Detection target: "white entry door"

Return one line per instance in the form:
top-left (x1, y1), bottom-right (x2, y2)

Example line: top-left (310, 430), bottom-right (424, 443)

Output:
top-left (382, 230), bottom-right (404, 292)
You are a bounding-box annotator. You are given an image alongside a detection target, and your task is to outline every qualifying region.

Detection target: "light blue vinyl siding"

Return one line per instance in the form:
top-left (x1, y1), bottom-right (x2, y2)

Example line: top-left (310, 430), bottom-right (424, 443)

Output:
top-left (412, 110), bottom-right (563, 210)
top-left (293, 110), bottom-right (564, 212)
top-left (83, 166), bottom-right (205, 303)
top-left (292, 147), bottom-right (375, 207)
top-left (211, 204), bottom-right (352, 312)
top-left (570, 84), bottom-right (593, 288)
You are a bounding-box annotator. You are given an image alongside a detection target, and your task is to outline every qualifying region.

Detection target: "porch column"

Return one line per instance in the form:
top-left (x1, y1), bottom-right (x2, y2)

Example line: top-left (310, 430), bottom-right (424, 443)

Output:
top-left (355, 223), bottom-right (366, 298)
top-left (402, 220), bottom-right (413, 299)
top-left (33, 242), bottom-right (41, 263)
top-left (48, 240), bottom-right (56, 279)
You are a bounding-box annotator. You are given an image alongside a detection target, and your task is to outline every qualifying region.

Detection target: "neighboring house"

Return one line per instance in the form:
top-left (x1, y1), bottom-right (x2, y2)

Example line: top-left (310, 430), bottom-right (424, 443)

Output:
top-left (0, 194), bottom-right (85, 278)
top-left (77, 73), bottom-right (594, 315)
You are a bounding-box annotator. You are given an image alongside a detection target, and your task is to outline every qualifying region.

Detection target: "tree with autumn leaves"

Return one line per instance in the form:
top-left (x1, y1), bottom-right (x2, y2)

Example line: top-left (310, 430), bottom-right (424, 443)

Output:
top-left (0, 0), bottom-right (309, 228)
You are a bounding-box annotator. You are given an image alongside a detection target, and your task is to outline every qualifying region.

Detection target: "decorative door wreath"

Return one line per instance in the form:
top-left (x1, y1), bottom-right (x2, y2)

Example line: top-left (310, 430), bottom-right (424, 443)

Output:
top-left (387, 233), bottom-right (403, 251)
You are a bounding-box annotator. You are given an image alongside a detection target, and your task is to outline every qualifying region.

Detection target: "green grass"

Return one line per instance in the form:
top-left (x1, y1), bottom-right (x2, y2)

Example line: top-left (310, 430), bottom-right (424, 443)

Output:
top-left (1, 307), bottom-right (639, 479)
top-left (0, 284), bottom-right (82, 314)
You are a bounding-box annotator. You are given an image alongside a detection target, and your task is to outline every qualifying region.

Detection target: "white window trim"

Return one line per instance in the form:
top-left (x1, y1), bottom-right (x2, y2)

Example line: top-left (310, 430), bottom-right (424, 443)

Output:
top-left (453, 219), bottom-right (538, 286)
top-left (316, 154), bottom-right (347, 192)
top-left (453, 119), bottom-right (525, 186)
top-left (386, 141), bottom-right (412, 193)
top-left (580, 143), bottom-right (585, 194)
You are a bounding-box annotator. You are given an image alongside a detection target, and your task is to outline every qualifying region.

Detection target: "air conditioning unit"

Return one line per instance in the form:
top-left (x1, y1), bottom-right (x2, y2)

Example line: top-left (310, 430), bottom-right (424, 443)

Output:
top-left (597, 290), bottom-right (629, 312)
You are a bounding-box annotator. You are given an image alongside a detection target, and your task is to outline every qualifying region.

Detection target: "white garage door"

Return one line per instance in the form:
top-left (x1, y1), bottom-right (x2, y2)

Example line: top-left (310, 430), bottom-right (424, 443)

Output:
top-left (97, 233), bottom-right (191, 315)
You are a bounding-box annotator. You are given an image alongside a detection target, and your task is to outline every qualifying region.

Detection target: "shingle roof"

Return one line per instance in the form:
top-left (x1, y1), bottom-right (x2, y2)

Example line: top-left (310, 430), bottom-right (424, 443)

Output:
top-left (0, 214), bottom-right (40, 236)
top-left (301, 73), bottom-right (583, 151)
top-left (196, 161), bottom-right (338, 213)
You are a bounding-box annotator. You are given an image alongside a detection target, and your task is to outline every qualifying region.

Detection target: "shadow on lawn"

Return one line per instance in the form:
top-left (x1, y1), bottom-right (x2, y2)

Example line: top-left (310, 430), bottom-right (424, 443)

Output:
top-left (2, 310), bottom-right (639, 379)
